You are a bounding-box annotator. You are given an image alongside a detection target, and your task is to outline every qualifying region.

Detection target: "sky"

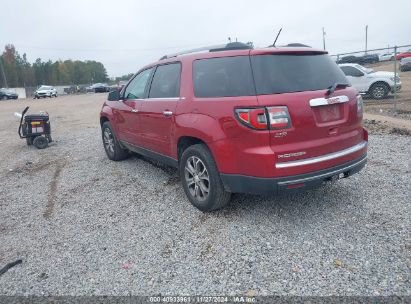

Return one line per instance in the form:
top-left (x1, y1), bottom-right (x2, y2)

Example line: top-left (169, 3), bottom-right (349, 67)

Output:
top-left (1, 0), bottom-right (410, 77)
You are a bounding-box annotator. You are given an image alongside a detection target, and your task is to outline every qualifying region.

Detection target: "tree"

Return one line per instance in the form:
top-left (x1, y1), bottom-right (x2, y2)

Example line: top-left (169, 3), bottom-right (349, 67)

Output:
top-left (2, 44), bottom-right (18, 87)
top-left (0, 44), bottom-right (110, 87)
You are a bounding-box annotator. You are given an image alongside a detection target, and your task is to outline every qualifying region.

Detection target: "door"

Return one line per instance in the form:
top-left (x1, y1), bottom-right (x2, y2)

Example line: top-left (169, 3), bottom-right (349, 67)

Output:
top-left (340, 66), bottom-right (368, 92)
top-left (114, 67), bottom-right (153, 145)
top-left (139, 62), bottom-right (181, 157)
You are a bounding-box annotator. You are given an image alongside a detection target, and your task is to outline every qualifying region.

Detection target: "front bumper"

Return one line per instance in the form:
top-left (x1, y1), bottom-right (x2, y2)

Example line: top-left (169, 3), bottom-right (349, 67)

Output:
top-left (390, 83), bottom-right (401, 92)
top-left (220, 154), bottom-right (367, 194)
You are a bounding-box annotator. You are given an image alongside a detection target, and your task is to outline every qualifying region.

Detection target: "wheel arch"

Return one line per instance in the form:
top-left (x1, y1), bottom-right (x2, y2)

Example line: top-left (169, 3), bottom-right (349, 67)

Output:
top-left (177, 136), bottom-right (208, 161)
top-left (100, 115), bottom-right (109, 127)
top-left (368, 80), bottom-right (390, 91)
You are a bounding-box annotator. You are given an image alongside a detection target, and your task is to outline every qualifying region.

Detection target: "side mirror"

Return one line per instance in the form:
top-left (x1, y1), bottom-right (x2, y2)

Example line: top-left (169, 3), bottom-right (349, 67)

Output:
top-left (108, 90), bottom-right (120, 101)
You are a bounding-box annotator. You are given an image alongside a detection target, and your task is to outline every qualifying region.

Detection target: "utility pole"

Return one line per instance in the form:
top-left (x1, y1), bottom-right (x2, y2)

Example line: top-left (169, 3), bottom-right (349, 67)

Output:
top-left (0, 57), bottom-right (8, 88)
top-left (365, 25), bottom-right (368, 54)
top-left (393, 46), bottom-right (398, 112)
top-left (322, 27), bottom-right (326, 50)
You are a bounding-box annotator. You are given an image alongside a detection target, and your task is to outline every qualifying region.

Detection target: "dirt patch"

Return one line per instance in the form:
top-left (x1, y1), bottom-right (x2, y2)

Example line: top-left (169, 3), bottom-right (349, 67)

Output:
top-left (43, 161), bottom-right (66, 219)
top-left (390, 128), bottom-right (411, 136)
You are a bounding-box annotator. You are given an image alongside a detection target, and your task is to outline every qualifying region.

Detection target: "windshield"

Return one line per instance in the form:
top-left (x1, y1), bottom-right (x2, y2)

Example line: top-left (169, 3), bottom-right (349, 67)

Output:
top-left (38, 86), bottom-right (51, 90)
top-left (251, 54), bottom-right (348, 95)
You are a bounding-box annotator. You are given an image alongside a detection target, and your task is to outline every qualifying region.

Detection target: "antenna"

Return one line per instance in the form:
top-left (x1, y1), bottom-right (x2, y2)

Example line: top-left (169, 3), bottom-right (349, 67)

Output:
top-left (272, 28), bottom-right (282, 47)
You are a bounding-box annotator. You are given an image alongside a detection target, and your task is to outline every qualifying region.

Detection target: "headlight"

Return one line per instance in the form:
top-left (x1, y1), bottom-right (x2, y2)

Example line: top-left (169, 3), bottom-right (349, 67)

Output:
top-left (391, 76), bottom-right (400, 82)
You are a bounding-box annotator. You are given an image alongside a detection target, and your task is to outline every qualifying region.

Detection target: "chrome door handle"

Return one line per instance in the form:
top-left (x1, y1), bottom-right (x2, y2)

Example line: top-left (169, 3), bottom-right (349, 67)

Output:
top-left (131, 109), bottom-right (138, 113)
top-left (163, 110), bottom-right (173, 116)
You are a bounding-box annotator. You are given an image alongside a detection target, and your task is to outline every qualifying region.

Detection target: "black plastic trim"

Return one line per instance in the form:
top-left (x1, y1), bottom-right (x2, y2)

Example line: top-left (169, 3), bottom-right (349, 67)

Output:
top-left (220, 154), bottom-right (367, 194)
top-left (120, 140), bottom-right (178, 168)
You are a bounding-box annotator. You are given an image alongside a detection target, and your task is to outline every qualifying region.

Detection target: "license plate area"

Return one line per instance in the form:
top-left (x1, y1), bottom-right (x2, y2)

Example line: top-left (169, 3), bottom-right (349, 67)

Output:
top-left (315, 104), bottom-right (344, 123)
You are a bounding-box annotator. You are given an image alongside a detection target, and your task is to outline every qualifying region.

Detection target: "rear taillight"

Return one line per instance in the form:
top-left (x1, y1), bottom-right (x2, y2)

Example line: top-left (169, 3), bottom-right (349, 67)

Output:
top-left (356, 95), bottom-right (363, 118)
top-left (235, 108), bottom-right (267, 129)
top-left (267, 106), bottom-right (291, 129)
top-left (234, 106), bottom-right (291, 130)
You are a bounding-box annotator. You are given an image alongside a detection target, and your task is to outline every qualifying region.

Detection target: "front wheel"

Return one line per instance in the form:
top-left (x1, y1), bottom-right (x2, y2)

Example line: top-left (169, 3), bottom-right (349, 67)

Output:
top-left (101, 121), bottom-right (129, 161)
top-left (180, 144), bottom-right (231, 212)
top-left (370, 82), bottom-right (389, 100)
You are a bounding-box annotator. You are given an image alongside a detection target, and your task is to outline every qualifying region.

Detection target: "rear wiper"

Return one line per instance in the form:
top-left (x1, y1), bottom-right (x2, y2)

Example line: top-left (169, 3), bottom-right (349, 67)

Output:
top-left (326, 82), bottom-right (349, 96)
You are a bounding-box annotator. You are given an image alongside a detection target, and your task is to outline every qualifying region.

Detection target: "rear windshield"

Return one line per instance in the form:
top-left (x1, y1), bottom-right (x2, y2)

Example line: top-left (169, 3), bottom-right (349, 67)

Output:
top-left (251, 54), bottom-right (348, 95)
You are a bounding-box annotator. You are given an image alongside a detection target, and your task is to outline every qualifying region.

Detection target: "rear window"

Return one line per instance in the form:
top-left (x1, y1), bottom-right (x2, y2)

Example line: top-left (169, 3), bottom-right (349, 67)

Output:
top-left (251, 54), bottom-right (348, 95)
top-left (193, 56), bottom-right (255, 97)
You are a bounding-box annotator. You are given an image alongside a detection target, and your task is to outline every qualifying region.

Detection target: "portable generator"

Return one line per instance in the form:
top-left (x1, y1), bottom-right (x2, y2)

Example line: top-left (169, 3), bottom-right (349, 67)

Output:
top-left (18, 106), bottom-right (52, 149)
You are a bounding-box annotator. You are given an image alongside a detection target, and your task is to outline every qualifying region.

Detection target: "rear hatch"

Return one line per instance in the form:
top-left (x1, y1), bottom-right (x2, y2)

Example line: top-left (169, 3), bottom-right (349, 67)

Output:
top-left (250, 49), bottom-right (366, 176)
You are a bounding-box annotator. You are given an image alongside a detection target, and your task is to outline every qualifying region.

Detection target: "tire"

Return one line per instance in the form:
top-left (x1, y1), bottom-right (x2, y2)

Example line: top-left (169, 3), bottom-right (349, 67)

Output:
top-left (180, 144), bottom-right (231, 212)
top-left (26, 137), bottom-right (34, 145)
top-left (370, 82), bottom-right (389, 100)
top-left (33, 136), bottom-right (48, 149)
top-left (101, 121), bottom-right (129, 161)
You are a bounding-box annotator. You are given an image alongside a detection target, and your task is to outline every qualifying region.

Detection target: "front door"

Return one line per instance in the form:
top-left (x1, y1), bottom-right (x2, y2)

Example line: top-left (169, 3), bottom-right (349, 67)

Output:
top-left (139, 62), bottom-right (181, 157)
top-left (116, 67), bottom-right (154, 146)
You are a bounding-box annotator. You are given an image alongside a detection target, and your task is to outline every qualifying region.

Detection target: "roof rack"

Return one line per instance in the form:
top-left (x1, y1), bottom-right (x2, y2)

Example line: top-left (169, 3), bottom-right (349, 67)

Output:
top-left (284, 43), bottom-right (311, 47)
top-left (160, 42), bottom-right (253, 60)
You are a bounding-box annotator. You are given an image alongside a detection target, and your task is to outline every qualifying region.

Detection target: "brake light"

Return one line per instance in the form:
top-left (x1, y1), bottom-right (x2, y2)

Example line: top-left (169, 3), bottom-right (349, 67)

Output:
top-left (235, 108), bottom-right (267, 129)
top-left (267, 106), bottom-right (291, 129)
top-left (234, 106), bottom-right (291, 130)
top-left (356, 95), bottom-right (363, 118)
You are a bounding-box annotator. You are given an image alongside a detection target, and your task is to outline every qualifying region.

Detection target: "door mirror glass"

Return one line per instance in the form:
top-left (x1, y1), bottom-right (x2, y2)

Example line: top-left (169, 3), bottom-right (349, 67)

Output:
top-left (108, 90), bottom-right (120, 101)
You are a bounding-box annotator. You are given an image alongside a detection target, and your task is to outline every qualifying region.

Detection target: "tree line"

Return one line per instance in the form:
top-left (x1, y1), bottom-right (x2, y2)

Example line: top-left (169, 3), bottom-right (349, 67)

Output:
top-left (0, 44), bottom-right (108, 88)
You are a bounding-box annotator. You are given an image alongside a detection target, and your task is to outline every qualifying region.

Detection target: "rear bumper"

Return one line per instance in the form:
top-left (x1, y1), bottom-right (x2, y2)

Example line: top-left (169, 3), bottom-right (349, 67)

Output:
top-left (220, 154), bottom-right (367, 194)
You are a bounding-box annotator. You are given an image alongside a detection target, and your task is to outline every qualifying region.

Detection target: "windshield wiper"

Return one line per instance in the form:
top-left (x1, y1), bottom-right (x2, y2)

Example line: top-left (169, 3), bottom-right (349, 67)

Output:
top-left (326, 82), bottom-right (349, 96)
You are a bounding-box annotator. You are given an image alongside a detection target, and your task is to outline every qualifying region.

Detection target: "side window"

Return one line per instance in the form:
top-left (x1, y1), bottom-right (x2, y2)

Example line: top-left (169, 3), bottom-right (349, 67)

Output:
top-left (193, 56), bottom-right (255, 98)
top-left (124, 68), bottom-right (153, 99)
top-left (341, 66), bottom-right (363, 77)
top-left (148, 63), bottom-right (181, 98)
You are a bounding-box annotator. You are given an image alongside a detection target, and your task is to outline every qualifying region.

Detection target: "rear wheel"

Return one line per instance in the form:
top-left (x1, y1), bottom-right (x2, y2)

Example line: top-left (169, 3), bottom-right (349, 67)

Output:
top-left (101, 121), bottom-right (129, 161)
top-left (33, 136), bottom-right (48, 149)
top-left (370, 82), bottom-right (389, 100)
top-left (180, 144), bottom-right (231, 212)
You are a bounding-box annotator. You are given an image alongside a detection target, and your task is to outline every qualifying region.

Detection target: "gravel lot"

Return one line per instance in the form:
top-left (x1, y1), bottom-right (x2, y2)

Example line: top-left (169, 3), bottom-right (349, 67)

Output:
top-left (0, 95), bottom-right (410, 296)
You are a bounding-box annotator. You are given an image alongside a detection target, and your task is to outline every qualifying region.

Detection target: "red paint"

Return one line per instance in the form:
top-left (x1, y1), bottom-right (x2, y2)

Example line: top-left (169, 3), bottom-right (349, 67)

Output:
top-left (101, 47), bottom-right (368, 182)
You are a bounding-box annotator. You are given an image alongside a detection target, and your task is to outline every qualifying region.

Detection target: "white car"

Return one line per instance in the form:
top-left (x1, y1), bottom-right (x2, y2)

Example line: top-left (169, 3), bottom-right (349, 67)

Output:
top-left (339, 64), bottom-right (401, 99)
top-left (379, 53), bottom-right (394, 62)
top-left (34, 85), bottom-right (58, 99)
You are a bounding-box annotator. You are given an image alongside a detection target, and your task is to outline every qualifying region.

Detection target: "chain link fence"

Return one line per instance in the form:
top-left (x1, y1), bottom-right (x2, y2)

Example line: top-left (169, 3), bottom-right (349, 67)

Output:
top-left (331, 44), bottom-right (411, 112)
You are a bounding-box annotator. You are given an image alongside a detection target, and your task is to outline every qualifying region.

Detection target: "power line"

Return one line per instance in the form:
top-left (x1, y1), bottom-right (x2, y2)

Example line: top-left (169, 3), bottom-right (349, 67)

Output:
top-left (0, 41), bottom-right (227, 53)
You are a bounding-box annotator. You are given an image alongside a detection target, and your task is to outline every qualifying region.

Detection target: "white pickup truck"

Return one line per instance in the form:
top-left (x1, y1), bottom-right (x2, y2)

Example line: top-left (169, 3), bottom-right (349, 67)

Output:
top-left (339, 64), bottom-right (401, 99)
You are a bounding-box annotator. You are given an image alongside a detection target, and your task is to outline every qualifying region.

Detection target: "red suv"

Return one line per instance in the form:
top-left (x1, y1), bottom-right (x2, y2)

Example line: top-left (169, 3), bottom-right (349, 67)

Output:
top-left (100, 42), bottom-right (368, 211)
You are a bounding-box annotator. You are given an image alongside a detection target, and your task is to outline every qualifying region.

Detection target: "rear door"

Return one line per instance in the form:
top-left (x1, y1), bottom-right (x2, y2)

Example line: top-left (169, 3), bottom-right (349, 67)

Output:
top-left (250, 52), bottom-right (364, 175)
top-left (114, 67), bottom-right (153, 145)
top-left (138, 62), bottom-right (181, 156)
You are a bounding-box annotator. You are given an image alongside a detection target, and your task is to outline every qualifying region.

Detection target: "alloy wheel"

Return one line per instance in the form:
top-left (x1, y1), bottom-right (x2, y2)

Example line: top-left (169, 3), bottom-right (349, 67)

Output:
top-left (103, 128), bottom-right (115, 154)
top-left (184, 156), bottom-right (210, 201)
top-left (372, 86), bottom-right (386, 99)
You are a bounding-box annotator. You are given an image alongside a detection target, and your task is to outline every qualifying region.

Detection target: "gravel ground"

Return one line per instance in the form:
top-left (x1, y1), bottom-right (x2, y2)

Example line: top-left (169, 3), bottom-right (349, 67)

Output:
top-left (0, 95), bottom-right (410, 296)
